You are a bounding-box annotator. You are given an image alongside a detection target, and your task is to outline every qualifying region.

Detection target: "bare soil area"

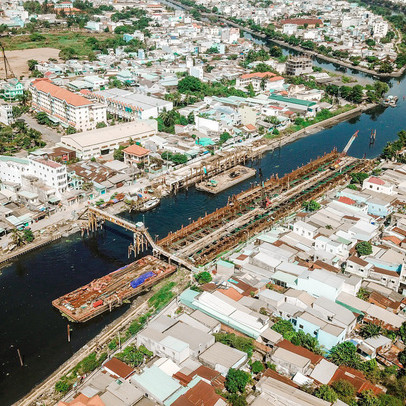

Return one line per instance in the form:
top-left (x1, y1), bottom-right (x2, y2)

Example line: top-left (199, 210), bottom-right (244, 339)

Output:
top-left (1, 47), bottom-right (60, 78)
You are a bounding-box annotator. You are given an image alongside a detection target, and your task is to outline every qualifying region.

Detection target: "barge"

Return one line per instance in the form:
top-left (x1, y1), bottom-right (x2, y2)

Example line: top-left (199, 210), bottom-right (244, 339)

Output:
top-left (52, 256), bottom-right (176, 322)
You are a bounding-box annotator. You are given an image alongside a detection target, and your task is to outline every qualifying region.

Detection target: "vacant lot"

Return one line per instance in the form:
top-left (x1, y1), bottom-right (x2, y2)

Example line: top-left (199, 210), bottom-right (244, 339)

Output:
top-left (1, 30), bottom-right (113, 77)
top-left (0, 48), bottom-right (60, 78)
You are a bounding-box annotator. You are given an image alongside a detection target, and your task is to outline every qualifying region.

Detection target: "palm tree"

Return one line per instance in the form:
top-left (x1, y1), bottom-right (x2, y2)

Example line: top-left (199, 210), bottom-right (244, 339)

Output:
top-left (11, 228), bottom-right (25, 247)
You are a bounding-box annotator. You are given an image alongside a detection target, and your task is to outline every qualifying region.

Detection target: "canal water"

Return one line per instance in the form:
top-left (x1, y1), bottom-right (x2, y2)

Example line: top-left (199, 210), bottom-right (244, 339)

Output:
top-left (1, 58), bottom-right (406, 406)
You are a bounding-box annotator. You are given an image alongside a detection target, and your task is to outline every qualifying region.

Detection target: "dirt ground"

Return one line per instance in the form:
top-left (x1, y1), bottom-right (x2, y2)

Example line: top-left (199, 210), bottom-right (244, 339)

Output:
top-left (1, 48), bottom-right (60, 78)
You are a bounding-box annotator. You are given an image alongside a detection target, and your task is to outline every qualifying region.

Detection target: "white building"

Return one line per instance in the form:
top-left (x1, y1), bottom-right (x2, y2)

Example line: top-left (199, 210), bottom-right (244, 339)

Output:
top-left (363, 176), bottom-right (394, 195)
top-left (0, 155), bottom-right (68, 197)
top-left (0, 104), bottom-right (13, 125)
top-left (30, 78), bottom-right (107, 131)
top-left (60, 120), bottom-right (157, 159)
top-left (373, 21), bottom-right (389, 39)
top-left (82, 88), bottom-right (173, 120)
top-left (236, 72), bottom-right (285, 92)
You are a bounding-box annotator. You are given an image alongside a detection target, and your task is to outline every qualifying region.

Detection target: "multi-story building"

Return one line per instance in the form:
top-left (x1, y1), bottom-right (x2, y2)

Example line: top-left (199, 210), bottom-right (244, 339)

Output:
top-left (0, 155), bottom-right (68, 197)
top-left (81, 88), bottom-right (173, 120)
top-left (285, 56), bottom-right (313, 76)
top-left (30, 79), bottom-right (107, 131)
top-left (0, 104), bottom-right (14, 125)
top-left (28, 157), bottom-right (68, 197)
top-left (236, 72), bottom-right (285, 92)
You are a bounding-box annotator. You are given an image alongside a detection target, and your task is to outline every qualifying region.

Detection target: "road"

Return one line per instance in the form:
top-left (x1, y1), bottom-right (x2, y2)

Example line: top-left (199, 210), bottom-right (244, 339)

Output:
top-left (21, 113), bottom-right (62, 146)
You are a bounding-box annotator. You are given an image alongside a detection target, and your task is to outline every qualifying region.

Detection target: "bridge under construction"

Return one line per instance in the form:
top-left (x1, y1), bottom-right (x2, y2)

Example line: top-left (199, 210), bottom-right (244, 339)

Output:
top-left (158, 151), bottom-right (372, 266)
top-left (80, 149), bottom-right (371, 269)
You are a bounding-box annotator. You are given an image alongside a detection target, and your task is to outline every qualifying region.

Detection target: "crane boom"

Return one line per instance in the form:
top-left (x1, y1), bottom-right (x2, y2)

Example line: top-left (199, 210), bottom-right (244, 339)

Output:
top-left (341, 130), bottom-right (359, 156)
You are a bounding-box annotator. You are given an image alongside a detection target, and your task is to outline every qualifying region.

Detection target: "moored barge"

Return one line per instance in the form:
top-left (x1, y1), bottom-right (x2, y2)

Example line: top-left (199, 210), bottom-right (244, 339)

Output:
top-left (52, 256), bottom-right (176, 322)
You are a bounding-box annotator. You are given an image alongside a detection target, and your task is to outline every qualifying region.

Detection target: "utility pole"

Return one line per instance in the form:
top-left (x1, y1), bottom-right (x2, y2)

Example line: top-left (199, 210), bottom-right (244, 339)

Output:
top-left (17, 348), bottom-right (23, 367)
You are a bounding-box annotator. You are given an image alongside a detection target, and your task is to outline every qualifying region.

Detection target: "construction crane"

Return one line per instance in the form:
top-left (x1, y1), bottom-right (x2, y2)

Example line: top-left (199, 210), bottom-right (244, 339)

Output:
top-left (330, 130), bottom-right (359, 169)
top-left (0, 41), bottom-right (15, 80)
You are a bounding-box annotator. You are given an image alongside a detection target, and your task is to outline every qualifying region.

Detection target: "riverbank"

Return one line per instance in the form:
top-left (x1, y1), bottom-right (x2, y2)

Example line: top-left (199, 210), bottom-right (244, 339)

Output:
top-left (0, 104), bottom-right (371, 269)
top-left (17, 269), bottom-right (189, 406)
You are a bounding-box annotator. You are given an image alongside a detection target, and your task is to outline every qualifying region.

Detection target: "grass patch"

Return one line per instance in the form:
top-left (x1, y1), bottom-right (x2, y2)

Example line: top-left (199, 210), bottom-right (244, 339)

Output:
top-left (2, 31), bottom-right (113, 57)
top-left (148, 281), bottom-right (176, 311)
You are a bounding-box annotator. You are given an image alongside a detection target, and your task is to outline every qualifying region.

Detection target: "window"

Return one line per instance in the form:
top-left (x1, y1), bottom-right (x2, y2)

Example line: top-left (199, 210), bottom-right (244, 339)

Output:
top-left (299, 324), bottom-right (304, 329)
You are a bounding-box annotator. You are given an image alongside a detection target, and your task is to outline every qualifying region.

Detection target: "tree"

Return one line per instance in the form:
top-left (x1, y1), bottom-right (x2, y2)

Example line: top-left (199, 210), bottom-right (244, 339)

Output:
top-left (251, 361), bottom-right (264, 374)
top-left (314, 385), bottom-right (337, 403)
top-left (195, 271), bottom-right (212, 284)
top-left (350, 85), bottom-right (364, 103)
top-left (358, 390), bottom-right (380, 406)
top-left (219, 131), bottom-right (232, 145)
top-left (23, 228), bottom-right (34, 243)
top-left (328, 342), bottom-right (362, 369)
top-left (36, 112), bottom-right (50, 125)
top-left (302, 200), bottom-right (320, 212)
top-left (114, 145), bottom-right (125, 161)
top-left (359, 323), bottom-right (382, 339)
top-left (11, 228), bottom-right (25, 247)
top-left (66, 126), bottom-right (76, 135)
top-left (225, 369), bottom-right (250, 393)
top-left (355, 241), bottom-right (373, 257)
top-left (187, 111), bottom-right (195, 124)
top-left (27, 59), bottom-right (38, 71)
top-left (55, 379), bottom-right (70, 394)
top-left (247, 83), bottom-right (255, 97)
top-left (378, 394), bottom-right (403, 406)
top-left (178, 76), bottom-right (202, 93)
top-left (399, 321), bottom-right (406, 343)
top-left (96, 121), bottom-right (107, 128)
top-left (398, 349), bottom-right (406, 367)
top-left (350, 172), bottom-right (369, 184)
top-left (331, 379), bottom-right (356, 403)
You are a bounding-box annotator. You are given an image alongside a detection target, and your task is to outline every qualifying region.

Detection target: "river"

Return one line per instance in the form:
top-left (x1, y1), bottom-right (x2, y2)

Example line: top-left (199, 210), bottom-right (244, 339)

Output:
top-left (1, 44), bottom-right (406, 406)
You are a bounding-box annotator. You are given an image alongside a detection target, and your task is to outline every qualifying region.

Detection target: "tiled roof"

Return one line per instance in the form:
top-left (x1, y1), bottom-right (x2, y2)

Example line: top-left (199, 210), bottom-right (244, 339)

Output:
top-left (123, 144), bottom-right (150, 157)
top-left (31, 79), bottom-right (92, 107)
top-left (338, 196), bottom-right (356, 206)
top-left (171, 380), bottom-right (225, 406)
top-left (240, 71), bottom-right (276, 79)
top-left (367, 176), bottom-right (385, 186)
top-left (277, 340), bottom-right (323, 365)
top-left (329, 366), bottom-right (383, 395)
top-left (281, 18), bottom-right (323, 25)
top-left (58, 394), bottom-right (105, 406)
top-left (382, 235), bottom-right (402, 245)
top-left (103, 357), bottom-right (134, 379)
top-left (218, 287), bottom-right (243, 301)
top-left (371, 266), bottom-right (399, 277)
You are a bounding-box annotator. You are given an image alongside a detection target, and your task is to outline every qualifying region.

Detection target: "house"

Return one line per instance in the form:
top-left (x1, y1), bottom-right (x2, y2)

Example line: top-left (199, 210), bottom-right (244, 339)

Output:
top-left (102, 357), bottom-right (134, 380)
top-left (236, 72), bottom-right (285, 92)
top-left (271, 347), bottom-right (312, 376)
top-left (4, 79), bottom-right (24, 99)
top-left (198, 342), bottom-right (247, 376)
top-left (137, 317), bottom-right (215, 364)
top-left (363, 176), bottom-right (394, 195)
top-left (131, 365), bottom-right (182, 404)
top-left (123, 145), bottom-right (150, 166)
top-left (171, 380), bottom-right (227, 406)
top-left (254, 376), bottom-right (330, 406)
top-left (57, 394), bottom-right (104, 406)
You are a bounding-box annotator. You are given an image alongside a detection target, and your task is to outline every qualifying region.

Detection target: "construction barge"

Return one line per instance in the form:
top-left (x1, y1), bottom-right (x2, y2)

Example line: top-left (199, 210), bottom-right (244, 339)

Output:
top-left (196, 165), bottom-right (256, 194)
top-left (52, 256), bottom-right (176, 323)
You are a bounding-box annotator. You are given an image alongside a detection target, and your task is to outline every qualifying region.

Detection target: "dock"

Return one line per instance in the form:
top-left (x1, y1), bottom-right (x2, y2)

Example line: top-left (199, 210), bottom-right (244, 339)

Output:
top-left (196, 165), bottom-right (256, 194)
top-left (52, 256), bottom-right (176, 322)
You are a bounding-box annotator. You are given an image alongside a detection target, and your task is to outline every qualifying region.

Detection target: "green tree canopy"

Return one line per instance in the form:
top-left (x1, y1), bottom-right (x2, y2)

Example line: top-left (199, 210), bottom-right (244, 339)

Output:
top-left (355, 241), bottom-right (373, 257)
top-left (225, 369), bottom-right (250, 393)
top-left (314, 385), bottom-right (337, 403)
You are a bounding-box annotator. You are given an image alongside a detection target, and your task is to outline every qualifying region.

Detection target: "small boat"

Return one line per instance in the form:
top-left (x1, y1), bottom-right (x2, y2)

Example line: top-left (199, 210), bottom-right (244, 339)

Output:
top-left (382, 95), bottom-right (398, 107)
top-left (139, 197), bottom-right (160, 212)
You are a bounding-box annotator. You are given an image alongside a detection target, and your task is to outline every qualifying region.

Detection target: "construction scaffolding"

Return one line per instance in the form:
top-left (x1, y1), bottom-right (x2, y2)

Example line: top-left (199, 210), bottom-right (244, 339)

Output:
top-left (158, 151), bottom-right (372, 266)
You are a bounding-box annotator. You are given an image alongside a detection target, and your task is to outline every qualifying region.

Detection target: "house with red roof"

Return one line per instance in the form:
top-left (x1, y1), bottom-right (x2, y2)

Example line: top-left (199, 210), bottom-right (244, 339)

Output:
top-left (30, 78), bottom-right (106, 131)
top-left (363, 176), bottom-right (394, 195)
top-left (236, 71), bottom-right (285, 92)
top-left (123, 144), bottom-right (150, 166)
